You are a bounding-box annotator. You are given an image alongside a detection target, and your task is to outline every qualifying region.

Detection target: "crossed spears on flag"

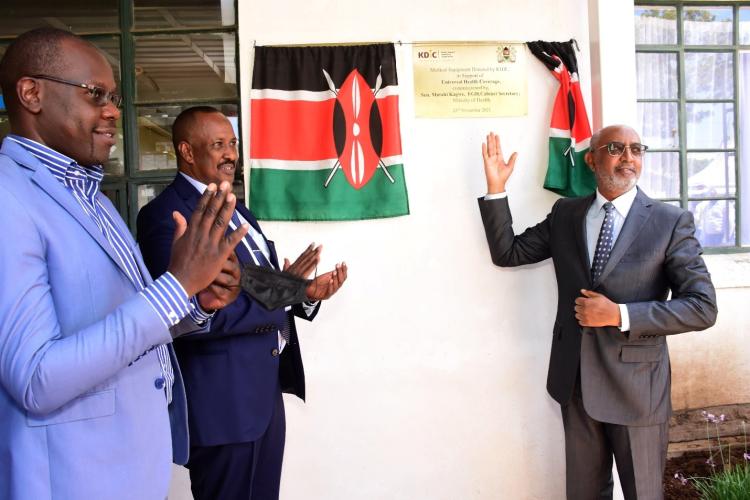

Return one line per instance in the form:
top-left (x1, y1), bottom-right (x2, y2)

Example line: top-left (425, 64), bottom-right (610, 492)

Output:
top-left (321, 66), bottom-right (395, 188)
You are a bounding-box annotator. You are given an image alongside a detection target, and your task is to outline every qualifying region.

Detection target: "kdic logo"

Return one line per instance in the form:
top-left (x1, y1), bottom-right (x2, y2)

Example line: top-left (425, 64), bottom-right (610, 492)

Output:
top-left (417, 51), bottom-right (438, 59)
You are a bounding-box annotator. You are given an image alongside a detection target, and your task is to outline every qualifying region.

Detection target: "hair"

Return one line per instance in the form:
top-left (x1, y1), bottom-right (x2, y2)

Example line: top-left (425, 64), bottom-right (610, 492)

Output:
top-left (0, 28), bottom-right (90, 113)
top-left (171, 105), bottom-right (222, 158)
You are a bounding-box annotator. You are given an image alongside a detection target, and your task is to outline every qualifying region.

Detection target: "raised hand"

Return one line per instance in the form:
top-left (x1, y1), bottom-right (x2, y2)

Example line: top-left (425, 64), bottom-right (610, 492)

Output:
top-left (283, 243), bottom-right (322, 279)
top-left (197, 252), bottom-right (241, 311)
top-left (481, 132), bottom-right (518, 194)
top-left (167, 181), bottom-right (249, 296)
top-left (305, 262), bottom-right (348, 301)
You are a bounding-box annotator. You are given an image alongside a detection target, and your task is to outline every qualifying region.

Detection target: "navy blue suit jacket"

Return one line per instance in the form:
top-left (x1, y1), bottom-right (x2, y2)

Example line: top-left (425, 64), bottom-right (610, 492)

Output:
top-left (137, 173), bottom-right (316, 447)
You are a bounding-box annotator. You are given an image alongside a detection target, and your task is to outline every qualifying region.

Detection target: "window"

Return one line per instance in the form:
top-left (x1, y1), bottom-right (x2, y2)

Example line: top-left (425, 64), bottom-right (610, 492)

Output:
top-left (635, 2), bottom-right (750, 250)
top-left (0, 1), bottom-right (240, 230)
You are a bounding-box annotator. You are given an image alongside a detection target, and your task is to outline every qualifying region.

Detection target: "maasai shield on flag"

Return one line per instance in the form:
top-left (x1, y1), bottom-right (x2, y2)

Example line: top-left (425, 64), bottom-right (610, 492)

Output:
top-left (250, 44), bottom-right (409, 220)
top-left (527, 40), bottom-right (595, 197)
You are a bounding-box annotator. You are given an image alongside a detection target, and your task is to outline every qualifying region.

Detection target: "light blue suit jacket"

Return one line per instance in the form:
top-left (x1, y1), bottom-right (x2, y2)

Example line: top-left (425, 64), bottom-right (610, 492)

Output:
top-left (0, 139), bottom-right (190, 500)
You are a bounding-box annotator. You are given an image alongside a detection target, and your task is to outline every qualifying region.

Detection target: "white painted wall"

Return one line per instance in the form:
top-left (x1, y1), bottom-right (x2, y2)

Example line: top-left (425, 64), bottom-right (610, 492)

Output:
top-left (167, 0), bottom-right (749, 498)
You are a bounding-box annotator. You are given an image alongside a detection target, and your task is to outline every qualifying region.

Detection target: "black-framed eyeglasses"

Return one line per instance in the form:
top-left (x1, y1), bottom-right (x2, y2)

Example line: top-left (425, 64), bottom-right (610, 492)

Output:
top-left (32, 74), bottom-right (123, 108)
top-left (595, 141), bottom-right (649, 157)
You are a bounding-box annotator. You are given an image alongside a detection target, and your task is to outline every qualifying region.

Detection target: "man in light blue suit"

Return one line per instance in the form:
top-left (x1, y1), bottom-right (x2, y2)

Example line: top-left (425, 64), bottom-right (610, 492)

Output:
top-left (0, 28), bottom-right (249, 499)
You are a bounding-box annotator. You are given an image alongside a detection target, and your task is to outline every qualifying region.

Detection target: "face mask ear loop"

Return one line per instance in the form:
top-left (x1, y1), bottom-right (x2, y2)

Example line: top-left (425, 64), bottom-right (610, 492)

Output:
top-left (311, 265), bottom-right (319, 296)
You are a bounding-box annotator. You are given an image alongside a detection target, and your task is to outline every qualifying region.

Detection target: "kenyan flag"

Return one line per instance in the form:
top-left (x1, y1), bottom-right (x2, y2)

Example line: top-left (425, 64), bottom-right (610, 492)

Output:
top-left (249, 44), bottom-right (409, 220)
top-left (527, 41), bottom-right (596, 197)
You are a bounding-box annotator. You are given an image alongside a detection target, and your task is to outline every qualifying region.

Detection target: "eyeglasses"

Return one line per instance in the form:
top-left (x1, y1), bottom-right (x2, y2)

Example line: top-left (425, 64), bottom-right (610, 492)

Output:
top-left (32, 74), bottom-right (123, 108)
top-left (595, 141), bottom-right (649, 157)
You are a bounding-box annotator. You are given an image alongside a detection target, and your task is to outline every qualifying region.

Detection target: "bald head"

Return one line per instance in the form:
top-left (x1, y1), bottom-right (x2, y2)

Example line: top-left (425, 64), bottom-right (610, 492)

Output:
top-left (590, 125), bottom-right (640, 151)
top-left (0, 28), bottom-right (96, 116)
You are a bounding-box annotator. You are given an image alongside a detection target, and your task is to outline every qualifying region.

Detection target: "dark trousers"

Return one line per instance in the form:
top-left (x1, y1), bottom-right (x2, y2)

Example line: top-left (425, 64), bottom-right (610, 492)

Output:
top-left (187, 390), bottom-right (286, 500)
top-left (561, 372), bottom-right (668, 500)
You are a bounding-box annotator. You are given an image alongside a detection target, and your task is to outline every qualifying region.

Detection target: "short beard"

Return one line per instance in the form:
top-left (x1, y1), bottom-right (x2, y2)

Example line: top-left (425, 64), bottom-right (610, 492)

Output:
top-left (594, 170), bottom-right (637, 196)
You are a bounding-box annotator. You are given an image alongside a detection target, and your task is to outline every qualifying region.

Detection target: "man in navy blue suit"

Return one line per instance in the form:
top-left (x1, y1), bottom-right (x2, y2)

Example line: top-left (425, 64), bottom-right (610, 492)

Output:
top-left (137, 106), bottom-right (347, 500)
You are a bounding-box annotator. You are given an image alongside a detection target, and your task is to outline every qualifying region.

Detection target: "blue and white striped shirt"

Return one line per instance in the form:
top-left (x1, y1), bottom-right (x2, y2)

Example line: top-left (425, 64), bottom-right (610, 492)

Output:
top-left (8, 134), bottom-right (209, 403)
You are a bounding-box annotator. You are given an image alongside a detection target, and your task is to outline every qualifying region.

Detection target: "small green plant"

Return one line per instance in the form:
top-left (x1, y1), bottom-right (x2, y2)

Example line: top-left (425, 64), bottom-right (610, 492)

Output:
top-left (673, 413), bottom-right (750, 500)
top-left (691, 463), bottom-right (750, 500)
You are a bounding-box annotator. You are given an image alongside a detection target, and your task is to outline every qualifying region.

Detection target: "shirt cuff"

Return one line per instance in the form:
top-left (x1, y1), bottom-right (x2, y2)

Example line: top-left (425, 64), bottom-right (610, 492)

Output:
top-left (618, 304), bottom-right (630, 332)
top-left (140, 272), bottom-right (192, 328)
top-left (188, 296), bottom-right (215, 326)
top-left (484, 192), bottom-right (508, 200)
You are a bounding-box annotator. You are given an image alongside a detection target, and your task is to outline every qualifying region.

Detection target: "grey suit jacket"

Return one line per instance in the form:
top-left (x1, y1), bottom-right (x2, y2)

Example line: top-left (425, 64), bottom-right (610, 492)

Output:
top-left (478, 188), bottom-right (717, 426)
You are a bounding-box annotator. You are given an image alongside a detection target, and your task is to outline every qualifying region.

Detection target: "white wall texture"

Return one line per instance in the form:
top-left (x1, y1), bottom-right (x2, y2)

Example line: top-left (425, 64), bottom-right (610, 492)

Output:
top-left (168, 0), bottom-right (749, 498)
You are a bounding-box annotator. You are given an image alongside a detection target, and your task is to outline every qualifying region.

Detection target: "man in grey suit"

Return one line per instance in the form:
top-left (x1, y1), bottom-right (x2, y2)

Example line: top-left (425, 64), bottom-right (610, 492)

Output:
top-left (477, 126), bottom-right (717, 500)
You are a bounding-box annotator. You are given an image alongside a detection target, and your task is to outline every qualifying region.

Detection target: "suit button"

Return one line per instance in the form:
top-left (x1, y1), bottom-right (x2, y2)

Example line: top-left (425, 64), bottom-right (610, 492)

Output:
top-left (271, 348), bottom-right (279, 357)
top-left (154, 377), bottom-right (165, 390)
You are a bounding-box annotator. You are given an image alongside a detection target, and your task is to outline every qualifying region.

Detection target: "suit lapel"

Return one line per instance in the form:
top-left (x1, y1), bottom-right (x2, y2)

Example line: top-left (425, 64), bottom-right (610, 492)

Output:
top-left (593, 188), bottom-right (653, 287)
top-left (236, 202), bottom-right (280, 269)
top-left (235, 201), bottom-right (263, 235)
top-left (574, 193), bottom-right (596, 281)
top-left (230, 220), bottom-right (255, 266)
top-left (266, 241), bottom-right (280, 270)
top-left (16, 151), bottom-right (135, 283)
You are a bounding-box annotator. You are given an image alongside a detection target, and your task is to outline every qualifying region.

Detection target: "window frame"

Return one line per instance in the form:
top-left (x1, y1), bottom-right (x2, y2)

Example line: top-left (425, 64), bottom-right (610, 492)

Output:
top-left (0, 0), bottom-right (241, 231)
top-left (635, 0), bottom-right (749, 253)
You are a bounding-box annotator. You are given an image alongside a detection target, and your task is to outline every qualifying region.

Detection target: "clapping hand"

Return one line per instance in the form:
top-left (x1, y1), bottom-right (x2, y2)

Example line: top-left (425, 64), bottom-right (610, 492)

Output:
top-left (167, 181), bottom-right (249, 297)
top-left (197, 252), bottom-right (241, 311)
top-left (283, 244), bottom-right (347, 301)
top-left (283, 243), bottom-right (322, 278)
top-left (305, 263), bottom-right (348, 301)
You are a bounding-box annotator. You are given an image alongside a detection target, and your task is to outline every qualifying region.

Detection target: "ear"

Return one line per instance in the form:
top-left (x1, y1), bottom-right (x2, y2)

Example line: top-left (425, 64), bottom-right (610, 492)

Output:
top-left (584, 150), bottom-right (595, 172)
top-left (16, 77), bottom-right (43, 114)
top-left (177, 141), bottom-right (194, 164)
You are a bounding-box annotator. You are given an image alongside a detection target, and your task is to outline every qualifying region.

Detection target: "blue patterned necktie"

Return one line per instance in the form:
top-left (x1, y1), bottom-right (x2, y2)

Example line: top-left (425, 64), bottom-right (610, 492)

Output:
top-left (232, 211), bottom-right (292, 343)
top-left (591, 202), bottom-right (616, 282)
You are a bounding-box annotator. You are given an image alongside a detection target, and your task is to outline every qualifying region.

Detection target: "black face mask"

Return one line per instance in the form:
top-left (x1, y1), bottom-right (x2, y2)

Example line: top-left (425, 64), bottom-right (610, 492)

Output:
top-left (239, 263), bottom-right (310, 310)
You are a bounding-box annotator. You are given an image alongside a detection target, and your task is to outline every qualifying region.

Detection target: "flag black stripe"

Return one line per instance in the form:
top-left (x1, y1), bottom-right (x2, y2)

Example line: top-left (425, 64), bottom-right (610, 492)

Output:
top-left (252, 43), bottom-right (398, 92)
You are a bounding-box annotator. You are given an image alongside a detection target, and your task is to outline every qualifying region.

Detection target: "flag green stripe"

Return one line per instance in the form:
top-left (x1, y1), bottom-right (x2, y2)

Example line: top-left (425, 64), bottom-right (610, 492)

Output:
top-left (543, 136), bottom-right (596, 197)
top-left (250, 165), bottom-right (410, 221)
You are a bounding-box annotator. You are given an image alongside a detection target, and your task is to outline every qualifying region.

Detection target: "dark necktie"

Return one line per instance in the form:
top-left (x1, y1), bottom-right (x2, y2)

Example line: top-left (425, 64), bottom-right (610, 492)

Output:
top-left (591, 202), bottom-right (616, 282)
top-left (232, 211), bottom-right (291, 343)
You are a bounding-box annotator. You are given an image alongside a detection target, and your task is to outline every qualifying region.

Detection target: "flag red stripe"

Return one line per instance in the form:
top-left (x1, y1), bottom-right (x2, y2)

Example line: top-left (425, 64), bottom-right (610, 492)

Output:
top-left (569, 83), bottom-right (592, 141)
top-left (547, 68), bottom-right (591, 141)
top-left (251, 99), bottom-right (337, 160)
top-left (250, 96), bottom-right (403, 161)
top-left (376, 95), bottom-right (403, 159)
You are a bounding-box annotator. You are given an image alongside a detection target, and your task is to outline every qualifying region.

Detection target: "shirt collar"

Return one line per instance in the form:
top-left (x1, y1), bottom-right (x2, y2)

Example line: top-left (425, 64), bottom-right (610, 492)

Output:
top-left (592, 186), bottom-right (638, 219)
top-left (180, 171), bottom-right (209, 193)
top-left (7, 134), bottom-right (104, 195)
